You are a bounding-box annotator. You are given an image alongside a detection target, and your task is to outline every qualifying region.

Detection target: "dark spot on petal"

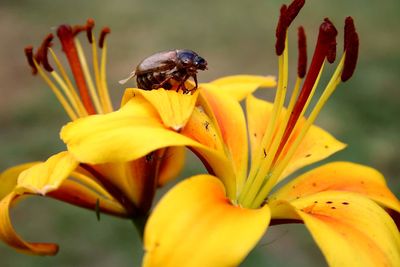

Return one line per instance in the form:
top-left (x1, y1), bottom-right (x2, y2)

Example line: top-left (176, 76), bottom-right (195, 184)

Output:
top-left (312, 182), bottom-right (317, 187)
top-left (263, 149), bottom-right (267, 158)
top-left (305, 154), bottom-right (312, 158)
top-left (292, 185), bottom-right (296, 189)
top-left (204, 121), bottom-right (210, 131)
top-left (324, 145), bottom-right (329, 149)
top-left (254, 133), bottom-right (257, 137)
top-left (314, 201), bottom-right (318, 204)
top-left (331, 206), bottom-right (336, 209)
top-left (326, 201), bottom-right (333, 204)
top-left (145, 152), bottom-right (154, 162)
top-left (342, 202), bottom-right (349, 205)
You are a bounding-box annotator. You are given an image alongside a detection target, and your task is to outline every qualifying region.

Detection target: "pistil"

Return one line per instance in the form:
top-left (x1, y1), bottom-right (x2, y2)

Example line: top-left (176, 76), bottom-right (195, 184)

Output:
top-left (57, 25), bottom-right (96, 115)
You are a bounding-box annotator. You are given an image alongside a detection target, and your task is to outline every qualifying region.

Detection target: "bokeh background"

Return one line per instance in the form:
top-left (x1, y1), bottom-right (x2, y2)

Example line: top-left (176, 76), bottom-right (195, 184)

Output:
top-left (0, 0), bottom-right (399, 266)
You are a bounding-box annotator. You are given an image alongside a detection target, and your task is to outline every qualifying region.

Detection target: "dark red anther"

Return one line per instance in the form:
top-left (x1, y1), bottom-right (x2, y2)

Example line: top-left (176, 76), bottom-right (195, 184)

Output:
top-left (324, 18), bottom-right (337, 63)
top-left (275, 0), bottom-right (305, 55)
top-left (99, 27), bottom-right (111, 48)
top-left (24, 46), bottom-right (37, 74)
top-left (57, 25), bottom-right (96, 114)
top-left (275, 5), bottom-right (288, 55)
top-left (341, 17), bottom-right (359, 82)
top-left (34, 33), bottom-right (54, 72)
top-left (86, 19), bottom-right (95, 43)
top-left (297, 26), bottom-right (307, 78)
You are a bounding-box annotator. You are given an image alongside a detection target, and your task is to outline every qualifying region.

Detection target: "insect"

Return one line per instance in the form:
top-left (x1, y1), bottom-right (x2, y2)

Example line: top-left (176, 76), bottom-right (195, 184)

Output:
top-left (119, 49), bottom-right (207, 93)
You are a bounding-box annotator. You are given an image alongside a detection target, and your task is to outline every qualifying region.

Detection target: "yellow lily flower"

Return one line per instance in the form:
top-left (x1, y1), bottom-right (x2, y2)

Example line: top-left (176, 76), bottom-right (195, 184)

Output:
top-left (0, 19), bottom-right (205, 255)
top-left (58, 1), bottom-right (399, 266)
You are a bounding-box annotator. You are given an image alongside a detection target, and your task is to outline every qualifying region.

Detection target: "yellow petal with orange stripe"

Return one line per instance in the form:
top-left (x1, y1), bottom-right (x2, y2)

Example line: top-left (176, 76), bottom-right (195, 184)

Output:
top-left (199, 87), bottom-right (248, 191)
top-left (270, 161), bottom-right (400, 213)
top-left (271, 191), bottom-right (400, 267)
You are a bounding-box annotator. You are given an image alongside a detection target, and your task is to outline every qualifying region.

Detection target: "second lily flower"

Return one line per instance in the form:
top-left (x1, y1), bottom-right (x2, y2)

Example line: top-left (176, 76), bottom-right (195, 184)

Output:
top-left (61, 1), bottom-right (400, 267)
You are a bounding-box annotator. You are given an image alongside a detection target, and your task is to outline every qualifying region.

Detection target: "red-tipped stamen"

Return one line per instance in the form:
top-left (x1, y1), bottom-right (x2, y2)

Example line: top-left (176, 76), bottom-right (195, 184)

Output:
top-left (325, 18), bottom-right (337, 63)
top-left (34, 33), bottom-right (54, 72)
top-left (275, 0), bottom-right (305, 55)
top-left (24, 46), bottom-right (37, 74)
top-left (86, 18), bottom-right (95, 43)
top-left (99, 27), bottom-right (110, 48)
top-left (273, 19), bottom-right (338, 163)
top-left (57, 25), bottom-right (96, 114)
top-left (297, 26), bottom-right (307, 78)
top-left (342, 16), bottom-right (359, 82)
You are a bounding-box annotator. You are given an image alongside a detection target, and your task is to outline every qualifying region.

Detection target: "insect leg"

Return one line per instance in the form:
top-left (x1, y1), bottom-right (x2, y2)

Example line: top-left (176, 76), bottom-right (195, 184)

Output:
top-left (157, 76), bottom-right (174, 90)
top-left (177, 74), bottom-right (190, 93)
top-left (193, 74), bottom-right (198, 89)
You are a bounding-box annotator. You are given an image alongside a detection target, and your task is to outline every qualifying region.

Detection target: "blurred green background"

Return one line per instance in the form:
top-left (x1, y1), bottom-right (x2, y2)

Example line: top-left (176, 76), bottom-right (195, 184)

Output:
top-left (0, 0), bottom-right (399, 266)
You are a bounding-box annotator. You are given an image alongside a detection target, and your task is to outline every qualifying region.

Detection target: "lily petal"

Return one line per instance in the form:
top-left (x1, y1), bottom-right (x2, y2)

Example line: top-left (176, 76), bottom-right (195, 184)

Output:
top-left (181, 106), bottom-right (225, 152)
top-left (0, 192), bottom-right (59, 255)
top-left (61, 98), bottom-right (203, 164)
top-left (16, 151), bottom-right (79, 195)
top-left (143, 175), bottom-right (271, 267)
top-left (271, 191), bottom-right (400, 267)
top-left (0, 163), bottom-right (38, 199)
top-left (270, 162), bottom-right (400, 213)
top-left (119, 89), bottom-right (160, 117)
top-left (198, 86), bottom-right (248, 191)
top-left (207, 75), bottom-right (276, 101)
top-left (132, 88), bottom-right (199, 131)
top-left (246, 95), bottom-right (346, 181)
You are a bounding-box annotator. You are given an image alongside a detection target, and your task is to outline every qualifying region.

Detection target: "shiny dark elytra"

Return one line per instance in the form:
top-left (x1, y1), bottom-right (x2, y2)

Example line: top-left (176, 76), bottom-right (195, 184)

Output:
top-left (119, 49), bottom-right (207, 93)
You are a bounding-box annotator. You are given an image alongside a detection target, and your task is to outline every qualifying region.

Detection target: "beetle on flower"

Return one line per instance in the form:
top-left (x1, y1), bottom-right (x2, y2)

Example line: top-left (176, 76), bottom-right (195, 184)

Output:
top-left (0, 16), bottom-right (276, 256)
top-left (60, 0), bottom-right (400, 266)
